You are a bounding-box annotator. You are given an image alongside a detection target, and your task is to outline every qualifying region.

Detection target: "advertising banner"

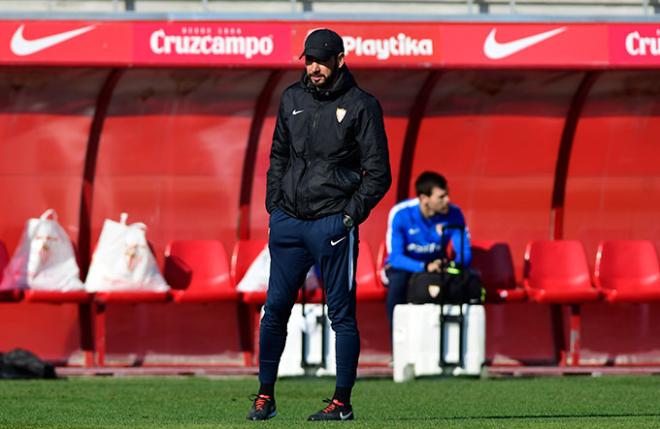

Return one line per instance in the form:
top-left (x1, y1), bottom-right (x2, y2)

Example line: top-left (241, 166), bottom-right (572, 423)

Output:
top-left (440, 24), bottom-right (609, 67)
top-left (0, 21), bottom-right (132, 65)
top-left (609, 25), bottom-right (660, 66)
top-left (292, 23), bottom-right (442, 66)
top-left (0, 20), bottom-right (659, 68)
top-left (133, 22), bottom-right (291, 66)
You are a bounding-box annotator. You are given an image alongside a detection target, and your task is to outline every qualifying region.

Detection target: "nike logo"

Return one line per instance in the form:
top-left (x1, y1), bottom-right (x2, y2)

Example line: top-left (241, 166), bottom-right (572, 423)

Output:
top-left (10, 24), bottom-right (96, 56)
top-left (292, 109), bottom-right (304, 115)
top-left (339, 411), bottom-right (353, 420)
top-left (483, 27), bottom-right (566, 60)
top-left (330, 236), bottom-right (347, 246)
top-left (408, 228), bottom-right (420, 235)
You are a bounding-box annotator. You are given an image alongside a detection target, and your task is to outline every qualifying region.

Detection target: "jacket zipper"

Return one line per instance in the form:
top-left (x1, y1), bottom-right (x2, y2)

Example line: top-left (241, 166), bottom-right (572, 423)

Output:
top-left (295, 103), bottom-right (321, 217)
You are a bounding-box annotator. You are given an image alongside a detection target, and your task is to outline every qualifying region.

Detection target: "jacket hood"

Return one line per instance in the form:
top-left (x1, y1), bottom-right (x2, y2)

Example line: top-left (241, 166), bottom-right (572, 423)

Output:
top-left (300, 65), bottom-right (356, 100)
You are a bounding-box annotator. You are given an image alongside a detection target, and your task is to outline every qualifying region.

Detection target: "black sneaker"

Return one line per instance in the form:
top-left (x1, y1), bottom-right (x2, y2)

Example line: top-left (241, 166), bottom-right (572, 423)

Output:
top-left (247, 394), bottom-right (277, 421)
top-left (307, 398), bottom-right (354, 421)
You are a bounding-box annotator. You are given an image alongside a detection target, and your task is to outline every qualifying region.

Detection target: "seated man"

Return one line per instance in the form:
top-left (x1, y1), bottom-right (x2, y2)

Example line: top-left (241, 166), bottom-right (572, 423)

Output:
top-left (383, 171), bottom-right (472, 333)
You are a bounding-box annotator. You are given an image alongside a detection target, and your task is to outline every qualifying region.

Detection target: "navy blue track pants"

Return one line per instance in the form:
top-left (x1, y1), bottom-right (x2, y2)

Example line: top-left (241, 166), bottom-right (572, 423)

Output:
top-left (259, 208), bottom-right (360, 388)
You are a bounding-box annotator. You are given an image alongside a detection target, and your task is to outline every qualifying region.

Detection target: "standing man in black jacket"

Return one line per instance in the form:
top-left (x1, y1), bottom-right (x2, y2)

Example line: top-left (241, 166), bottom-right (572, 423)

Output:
top-left (247, 28), bottom-right (391, 422)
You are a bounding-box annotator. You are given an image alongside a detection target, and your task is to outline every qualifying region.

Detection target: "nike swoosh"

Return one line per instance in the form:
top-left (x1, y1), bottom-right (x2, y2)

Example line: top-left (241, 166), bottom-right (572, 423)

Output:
top-left (330, 236), bottom-right (347, 246)
top-left (10, 24), bottom-right (96, 56)
top-left (292, 109), bottom-right (304, 115)
top-left (340, 411), bottom-right (353, 420)
top-left (483, 27), bottom-right (566, 60)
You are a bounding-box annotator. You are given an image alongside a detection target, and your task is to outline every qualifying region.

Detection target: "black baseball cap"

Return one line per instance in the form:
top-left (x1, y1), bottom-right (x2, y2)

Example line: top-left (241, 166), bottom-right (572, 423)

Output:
top-left (299, 28), bottom-right (344, 61)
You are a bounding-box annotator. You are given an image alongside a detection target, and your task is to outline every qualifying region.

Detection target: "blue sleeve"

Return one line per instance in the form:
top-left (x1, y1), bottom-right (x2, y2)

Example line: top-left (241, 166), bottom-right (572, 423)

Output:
top-left (446, 209), bottom-right (472, 267)
top-left (449, 226), bottom-right (472, 267)
top-left (386, 210), bottom-right (426, 273)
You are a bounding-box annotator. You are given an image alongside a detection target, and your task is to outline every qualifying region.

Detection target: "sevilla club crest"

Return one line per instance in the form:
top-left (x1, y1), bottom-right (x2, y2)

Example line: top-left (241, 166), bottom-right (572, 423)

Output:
top-left (336, 107), bottom-right (346, 123)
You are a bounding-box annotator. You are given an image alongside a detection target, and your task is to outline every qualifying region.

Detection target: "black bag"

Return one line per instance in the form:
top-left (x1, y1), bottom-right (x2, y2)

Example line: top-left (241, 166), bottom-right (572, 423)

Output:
top-left (407, 268), bottom-right (484, 305)
top-left (406, 271), bottom-right (445, 304)
top-left (406, 224), bottom-right (483, 305)
top-left (0, 348), bottom-right (57, 379)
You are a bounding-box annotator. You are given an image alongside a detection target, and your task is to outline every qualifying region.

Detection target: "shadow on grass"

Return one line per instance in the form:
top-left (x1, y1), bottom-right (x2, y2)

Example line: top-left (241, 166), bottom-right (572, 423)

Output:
top-left (392, 412), bottom-right (660, 421)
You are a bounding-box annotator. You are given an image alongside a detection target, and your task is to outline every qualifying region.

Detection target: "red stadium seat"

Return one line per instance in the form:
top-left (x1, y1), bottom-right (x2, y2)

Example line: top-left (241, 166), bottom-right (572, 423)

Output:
top-left (231, 239), bottom-right (322, 305)
top-left (0, 240), bottom-right (93, 365)
top-left (93, 290), bottom-right (169, 303)
top-left (231, 239), bottom-right (268, 305)
top-left (231, 239), bottom-right (269, 366)
top-left (0, 289), bottom-right (22, 301)
top-left (231, 238), bottom-right (321, 366)
top-left (92, 242), bottom-right (172, 366)
top-left (594, 240), bottom-right (660, 303)
top-left (163, 239), bottom-right (248, 365)
top-left (523, 240), bottom-right (600, 366)
top-left (0, 240), bottom-right (91, 303)
top-left (164, 240), bottom-right (237, 303)
top-left (22, 241), bottom-right (93, 303)
top-left (93, 240), bottom-right (171, 304)
top-left (471, 240), bottom-right (525, 303)
top-left (523, 240), bottom-right (599, 304)
top-left (356, 242), bottom-right (386, 301)
top-left (23, 290), bottom-right (92, 303)
top-left (0, 241), bottom-right (22, 302)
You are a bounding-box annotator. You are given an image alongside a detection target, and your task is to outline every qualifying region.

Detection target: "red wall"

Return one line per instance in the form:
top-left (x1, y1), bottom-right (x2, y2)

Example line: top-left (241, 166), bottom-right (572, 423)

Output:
top-left (566, 70), bottom-right (660, 261)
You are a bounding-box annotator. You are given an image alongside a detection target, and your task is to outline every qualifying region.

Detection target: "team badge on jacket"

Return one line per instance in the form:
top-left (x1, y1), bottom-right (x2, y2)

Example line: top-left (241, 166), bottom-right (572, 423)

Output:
top-left (336, 107), bottom-right (346, 123)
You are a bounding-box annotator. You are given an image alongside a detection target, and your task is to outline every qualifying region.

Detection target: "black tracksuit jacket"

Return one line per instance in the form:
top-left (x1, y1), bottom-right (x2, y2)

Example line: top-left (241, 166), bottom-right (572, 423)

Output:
top-left (266, 66), bottom-right (391, 225)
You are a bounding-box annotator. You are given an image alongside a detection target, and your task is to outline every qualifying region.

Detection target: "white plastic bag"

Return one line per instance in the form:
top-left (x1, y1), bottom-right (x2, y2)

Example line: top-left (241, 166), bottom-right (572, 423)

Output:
top-left (0, 209), bottom-right (84, 291)
top-left (236, 244), bottom-right (320, 292)
top-left (85, 213), bottom-right (168, 292)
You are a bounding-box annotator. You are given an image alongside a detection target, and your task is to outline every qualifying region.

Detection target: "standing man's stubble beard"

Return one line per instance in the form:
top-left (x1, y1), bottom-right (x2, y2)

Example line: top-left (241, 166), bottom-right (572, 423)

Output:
top-left (309, 62), bottom-right (340, 89)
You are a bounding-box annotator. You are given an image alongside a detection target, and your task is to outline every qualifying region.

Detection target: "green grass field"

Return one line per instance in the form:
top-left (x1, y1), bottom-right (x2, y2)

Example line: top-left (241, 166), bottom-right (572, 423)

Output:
top-left (1, 375), bottom-right (659, 428)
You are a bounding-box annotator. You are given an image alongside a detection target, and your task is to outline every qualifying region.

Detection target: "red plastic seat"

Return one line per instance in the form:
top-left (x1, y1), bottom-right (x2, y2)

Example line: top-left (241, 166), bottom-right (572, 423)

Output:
top-left (524, 240), bottom-right (600, 366)
top-left (0, 240), bottom-right (92, 303)
top-left (594, 240), bottom-right (660, 303)
top-left (0, 241), bottom-right (22, 302)
top-left (289, 241), bottom-right (379, 303)
top-left (230, 239), bottom-right (270, 366)
top-left (164, 240), bottom-right (237, 303)
top-left (23, 241), bottom-right (93, 303)
top-left (356, 242), bottom-right (386, 301)
top-left (523, 240), bottom-right (600, 304)
top-left (23, 289), bottom-right (92, 303)
top-left (93, 240), bottom-right (170, 304)
top-left (231, 239), bottom-right (269, 305)
top-left (231, 239), bottom-right (322, 304)
top-left (94, 290), bottom-right (170, 303)
top-left (471, 240), bottom-right (525, 303)
top-left (0, 289), bottom-right (22, 301)
top-left (92, 242), bottom-right (172, 366)
top-left (231, 238), bottom-right (320, 367)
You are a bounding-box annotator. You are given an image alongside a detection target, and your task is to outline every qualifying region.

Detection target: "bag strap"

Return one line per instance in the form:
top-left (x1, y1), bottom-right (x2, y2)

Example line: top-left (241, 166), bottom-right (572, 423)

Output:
top-left (39, 209), bottom-right (57, 221)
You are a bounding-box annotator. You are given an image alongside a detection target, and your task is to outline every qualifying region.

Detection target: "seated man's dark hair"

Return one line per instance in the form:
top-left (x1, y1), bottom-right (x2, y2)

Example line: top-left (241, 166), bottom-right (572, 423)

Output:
top-left (414, 171), bottom-right (448, 197)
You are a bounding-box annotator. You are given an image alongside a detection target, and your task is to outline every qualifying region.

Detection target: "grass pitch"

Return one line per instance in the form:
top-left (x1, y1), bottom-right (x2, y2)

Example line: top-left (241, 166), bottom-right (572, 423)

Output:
top-left (0, 375), bottom-right (659, 428)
